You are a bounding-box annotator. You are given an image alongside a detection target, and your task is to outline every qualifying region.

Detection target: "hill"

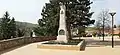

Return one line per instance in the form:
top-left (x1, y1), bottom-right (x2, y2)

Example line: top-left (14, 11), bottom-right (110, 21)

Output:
top-left (15, 21), bottom-right (38, 36)
top-left (16, 21), bottom-right (38, 28)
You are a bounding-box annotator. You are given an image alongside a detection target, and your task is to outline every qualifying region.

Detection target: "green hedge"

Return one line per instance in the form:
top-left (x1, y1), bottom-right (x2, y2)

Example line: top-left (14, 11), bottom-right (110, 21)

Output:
top-left (113, 34), bottom-right (120, 36)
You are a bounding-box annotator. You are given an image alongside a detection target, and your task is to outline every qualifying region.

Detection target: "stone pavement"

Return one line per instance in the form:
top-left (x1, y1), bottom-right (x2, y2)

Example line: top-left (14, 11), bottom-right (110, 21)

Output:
top-left (1, 36), bottom-right (120, 55)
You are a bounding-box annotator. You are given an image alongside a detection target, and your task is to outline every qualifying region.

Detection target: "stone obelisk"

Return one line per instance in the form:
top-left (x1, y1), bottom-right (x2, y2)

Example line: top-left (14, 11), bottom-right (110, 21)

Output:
top-left (57, 3), bottom-right (68, 42)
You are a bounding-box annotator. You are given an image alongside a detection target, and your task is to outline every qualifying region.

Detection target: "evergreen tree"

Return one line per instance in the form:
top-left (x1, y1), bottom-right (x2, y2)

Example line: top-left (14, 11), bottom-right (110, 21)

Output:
top-left (0, 11), bottom-right (17, 39)
top-left (0, 11), bottom-right (11, 39)
top-left (9, 17), bottom-right (16, 38)
top-left (35, 0), bottom-right (95, 38)
top-left (17, 28), bottom-right (25, 37)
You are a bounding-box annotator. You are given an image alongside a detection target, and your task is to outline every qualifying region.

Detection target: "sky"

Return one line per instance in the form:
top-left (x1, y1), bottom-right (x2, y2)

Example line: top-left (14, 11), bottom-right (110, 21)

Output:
top-left (91, 0), bottom-right (120, 25)
top-left (0, 0), bottom-right (119, 25)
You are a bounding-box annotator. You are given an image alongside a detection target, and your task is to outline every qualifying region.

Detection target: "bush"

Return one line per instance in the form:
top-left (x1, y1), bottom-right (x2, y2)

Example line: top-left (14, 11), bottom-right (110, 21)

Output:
top-left (92, 32), bottom-right (97, 37)
top-left (113, 34), bottom-right (120, 36)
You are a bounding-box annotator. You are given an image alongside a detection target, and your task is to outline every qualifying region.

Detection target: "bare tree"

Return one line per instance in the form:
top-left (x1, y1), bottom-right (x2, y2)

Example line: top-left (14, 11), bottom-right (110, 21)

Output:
top-left (95, 9), bottom-right (111, 41)
top-left (118, 25), bottom-right (120, 38)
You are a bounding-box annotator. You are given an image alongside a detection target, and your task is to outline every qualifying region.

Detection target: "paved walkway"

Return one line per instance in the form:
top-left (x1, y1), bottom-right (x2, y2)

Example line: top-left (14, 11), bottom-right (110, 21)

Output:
top-left (1, 36), bottom-right (120, 55)
top-left (82, 36), bottom-right (120, 47)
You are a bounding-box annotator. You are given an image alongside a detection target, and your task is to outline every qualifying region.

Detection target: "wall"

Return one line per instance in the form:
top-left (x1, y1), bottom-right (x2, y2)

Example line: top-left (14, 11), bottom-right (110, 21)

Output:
top-left (0, 36), bottom-right (56, 51)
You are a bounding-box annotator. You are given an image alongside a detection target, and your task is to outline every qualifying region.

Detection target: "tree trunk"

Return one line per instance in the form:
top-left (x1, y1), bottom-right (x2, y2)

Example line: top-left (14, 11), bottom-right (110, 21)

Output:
top-left (78, 28), bottom-right (81, 40)
top-left (78, 26), bottom-right (85, 39)
top-left (67, 22), bottom-right (72, 40)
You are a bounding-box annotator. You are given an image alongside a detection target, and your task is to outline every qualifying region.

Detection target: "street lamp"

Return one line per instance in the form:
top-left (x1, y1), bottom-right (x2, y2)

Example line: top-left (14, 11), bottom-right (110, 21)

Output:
top-left (109, 12), bottom-right (116, 48)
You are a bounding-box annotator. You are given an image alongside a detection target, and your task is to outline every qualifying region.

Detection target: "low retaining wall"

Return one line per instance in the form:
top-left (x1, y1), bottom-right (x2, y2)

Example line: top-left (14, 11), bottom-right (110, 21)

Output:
top-left (38, 44), bottom-right (80, 51)
top-left (0, 36), bottom-right (56, 51)
top-left (78, 40), bottom-right (86, 51)
top-left (37, 40), bottom-right (86, 51)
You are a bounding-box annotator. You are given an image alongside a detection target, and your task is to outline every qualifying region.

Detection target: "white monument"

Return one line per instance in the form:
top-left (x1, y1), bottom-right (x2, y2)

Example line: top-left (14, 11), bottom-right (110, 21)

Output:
top-left (32, 30), bottom-right (36, 37)
top-left (57, 3), bottom-right (68, 42)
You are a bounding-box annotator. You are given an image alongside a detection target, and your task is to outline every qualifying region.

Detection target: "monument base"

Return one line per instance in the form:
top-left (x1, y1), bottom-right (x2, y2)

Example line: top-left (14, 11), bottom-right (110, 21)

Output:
top-left (37, 39), bottom-right (86, 51)
top-left (57, 35), bottom-right (68, 43)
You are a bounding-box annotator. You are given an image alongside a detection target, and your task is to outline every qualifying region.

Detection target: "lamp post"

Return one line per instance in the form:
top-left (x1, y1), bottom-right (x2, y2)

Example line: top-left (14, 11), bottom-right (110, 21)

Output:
top-left (109, 12), bottom-right (116, 48)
